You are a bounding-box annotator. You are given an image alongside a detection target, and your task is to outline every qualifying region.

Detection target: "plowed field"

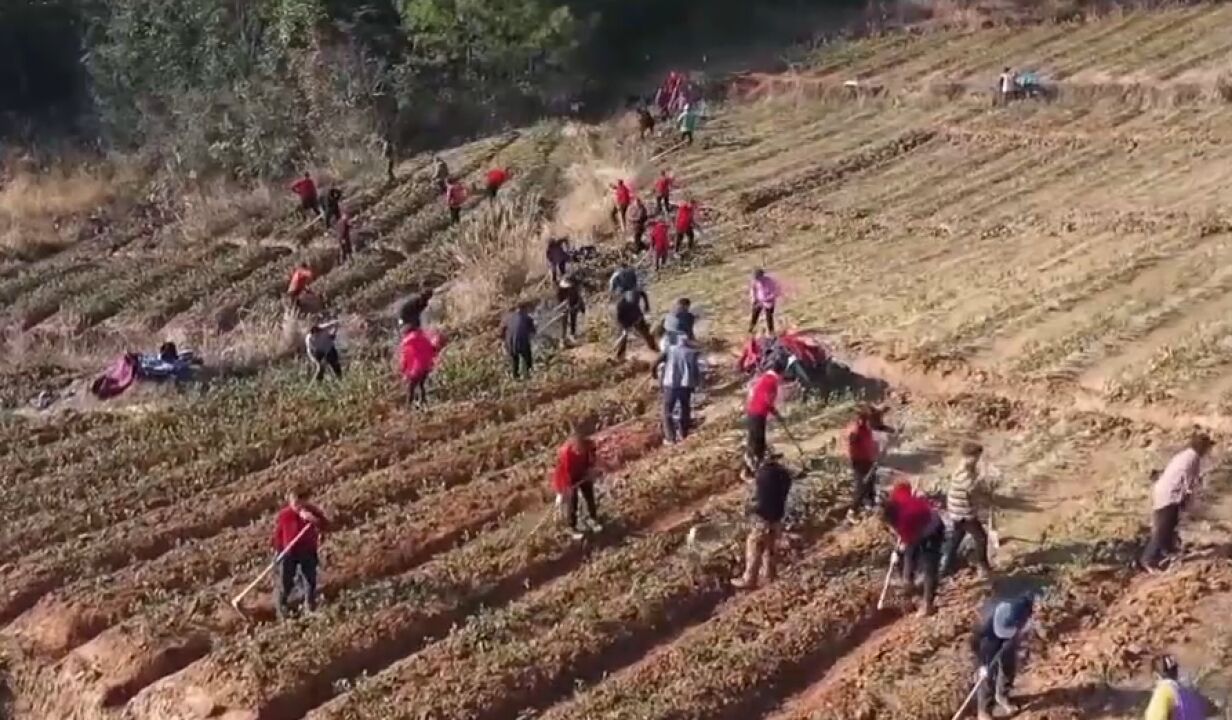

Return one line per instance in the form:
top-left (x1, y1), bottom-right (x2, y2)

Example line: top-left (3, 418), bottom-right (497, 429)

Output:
top-left (3, 6), bottom-right (1232, 719)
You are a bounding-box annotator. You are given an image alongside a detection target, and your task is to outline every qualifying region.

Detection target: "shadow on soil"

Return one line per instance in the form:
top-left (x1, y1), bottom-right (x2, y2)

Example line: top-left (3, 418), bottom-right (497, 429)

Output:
top-left (1021, 683), bottom-right (1155, 715)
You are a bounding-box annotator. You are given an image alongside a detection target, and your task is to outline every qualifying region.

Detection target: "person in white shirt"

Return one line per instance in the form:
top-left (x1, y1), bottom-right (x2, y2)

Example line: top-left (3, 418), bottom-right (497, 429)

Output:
top-left (1140, 433), bottom-right (1214, 572)
top-left (998, 67), bottom-right (1017, 104)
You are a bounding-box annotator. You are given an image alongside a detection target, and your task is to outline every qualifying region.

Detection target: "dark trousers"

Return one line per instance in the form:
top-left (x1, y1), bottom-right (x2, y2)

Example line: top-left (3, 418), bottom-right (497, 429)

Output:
top-left (301, 196), bottom-right (320, 218)
top-left (550, 259), bottom-right (568, 283)
top-left (674, 226), bottom-right (695, 251)
top-left (657, 194), bottom-right (670, 214)
top-left (943, 516), bottom-right (992, 573)
top-left (407, 375), bottom-right (429, 406)
top-left (632, 220), bottom-right (647, 251)
top-left (564, 306), bottom-right (581, 337)
top-left (850, 459), bottom-right (876, 512)
top-left (338, 237), bottom-right (353, 263)
top-left (449, 206), bottom-right (461, 224)
top-left (976, 638), bottom-right (1018, 710)
top-left (611, 203), bottom-right (629, 229)
top-left (566, 481), bottom-right (599, 529)
top-left (323, 204), bottom-right (340, 228)
top-left (681, 130), bottom-right (694, 145)
top-left (746, 413), bottom-right (768, 466)
top-left (277, 551), bottom-right (319, 617)
top-left (749, 304), bottom-right (776, 334)
top-left (654, 250), bottom-right (668, 270)
top-left (1141, 503), bottom-right (1181, 569)
top-left (311, 348), bottom-right (343, 381)
top-left (509, 346), bottom-right (533, 379)
top-left (615, 319), bottom-right (655, 359)
top-left (902, 525), bottom-right (944, 612)
top-left (662, 386), bottom-right (693, 442)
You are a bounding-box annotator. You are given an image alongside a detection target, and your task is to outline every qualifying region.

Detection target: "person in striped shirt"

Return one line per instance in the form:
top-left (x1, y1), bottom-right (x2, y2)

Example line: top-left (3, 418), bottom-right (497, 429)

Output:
top-left (941, 441), bottom-right (993, 577)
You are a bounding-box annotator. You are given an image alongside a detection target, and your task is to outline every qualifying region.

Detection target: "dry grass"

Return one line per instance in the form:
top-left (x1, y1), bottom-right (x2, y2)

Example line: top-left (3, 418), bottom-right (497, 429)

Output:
top-left (441, 195), bottom-right (548, 324)
top-left (0, 160), bottom-right (141, 260)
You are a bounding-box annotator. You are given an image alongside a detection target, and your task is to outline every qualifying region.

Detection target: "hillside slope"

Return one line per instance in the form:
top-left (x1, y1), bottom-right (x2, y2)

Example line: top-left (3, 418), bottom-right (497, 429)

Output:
top-left (3, 5), bottom-right (1232, 719)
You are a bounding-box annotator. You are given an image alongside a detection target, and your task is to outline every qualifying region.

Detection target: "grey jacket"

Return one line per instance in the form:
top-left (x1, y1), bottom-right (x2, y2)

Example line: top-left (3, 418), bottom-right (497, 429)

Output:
top-left (655, 342), bottom-right (702, 389)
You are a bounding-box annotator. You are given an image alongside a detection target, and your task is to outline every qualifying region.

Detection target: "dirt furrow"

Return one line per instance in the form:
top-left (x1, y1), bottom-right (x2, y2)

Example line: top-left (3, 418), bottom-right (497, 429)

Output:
top-left (121, 418), bottom-right (746, 720)
top-left (0, 363), bottom-right (634, 626)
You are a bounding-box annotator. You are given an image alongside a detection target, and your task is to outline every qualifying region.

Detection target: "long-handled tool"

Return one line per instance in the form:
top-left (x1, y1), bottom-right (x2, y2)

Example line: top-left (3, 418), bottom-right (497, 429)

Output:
top-left (951, 644), bottom-right (1009, 720)
top-left (775, 415), bottom-right (807, 459)
top-left (230, 524), bottom-right (312, 615)
top-left (876, 549), bottom-right (900, 610)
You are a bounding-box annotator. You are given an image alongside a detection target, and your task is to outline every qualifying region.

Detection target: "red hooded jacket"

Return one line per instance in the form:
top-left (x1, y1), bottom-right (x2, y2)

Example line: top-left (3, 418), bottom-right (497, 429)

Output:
top-left (655, 175), bottom-right (673, 198)
top-left (400, 329), bottom-right (442, 381)
top-left (614, 181), bottom-right (632, 208)
top-left (676, 202), bottom-right (695, 232)
top-left (887, 483), bottom-right (936, 546)
top-left (291, 176), bottom-right (317, 201)
top-left (552, 439), bottom-right (596, 493)
top-left (272, 503), bottom-right (330, 554)
top-left (848, 419), bottom-right (878, 464)
top-left (486, 168), bottom-right (509, 189)
top-left (650, 221), bottom-right (671, 255)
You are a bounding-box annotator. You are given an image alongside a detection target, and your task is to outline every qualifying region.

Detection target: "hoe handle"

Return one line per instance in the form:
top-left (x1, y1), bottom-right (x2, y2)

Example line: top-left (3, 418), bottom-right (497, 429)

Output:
top-left (876, 551), bottom-right (898, 610)
top-left (231, 524), bottom-right (312, 608)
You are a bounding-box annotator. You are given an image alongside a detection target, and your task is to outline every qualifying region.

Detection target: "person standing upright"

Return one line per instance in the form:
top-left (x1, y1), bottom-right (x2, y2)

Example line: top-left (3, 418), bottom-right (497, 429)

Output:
top-left (556, 274), bottom-right (586, 342)
top-left (502, 302), bottom-right (537, 379)
top-left (272, 489), bottom-right (330, 619)
top-left (732, 453), bottom-right (793, 589)
top-left (654, 170), bottom-right (674, 215)
top-left (941, 441), bottom-right (994, 577)
top-left (552, 423), bottom-right (602, 539)
top-left (745, 358), bottom-right (784, 474)
top-left (653, 333), bottom-right (702, 444)
top-left (748, 269), bottom-right (780, 334)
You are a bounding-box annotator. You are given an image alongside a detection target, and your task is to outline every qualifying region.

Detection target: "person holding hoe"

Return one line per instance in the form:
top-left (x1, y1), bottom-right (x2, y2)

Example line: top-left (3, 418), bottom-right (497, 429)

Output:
top-left (614, 288), bottom-right (656, 361)
top-left (501, 301), bottom-right (537, 379)
top-left (970, 592), bottom-right (1037, 720)
top-left (553, 422), bottom-right (603, 540)
top-left (745, 357), bottom-right (785, 476)
top-left (304, 320), bottom-right (343, 382)
top-left (1141, 432), bottom-right (1215, 573)
top-left (882, 481), bottom-right (944, 617)
top-left (272, 488), bottom-right (331, 619)
top-left (733, 452), bottom-right (793, 589)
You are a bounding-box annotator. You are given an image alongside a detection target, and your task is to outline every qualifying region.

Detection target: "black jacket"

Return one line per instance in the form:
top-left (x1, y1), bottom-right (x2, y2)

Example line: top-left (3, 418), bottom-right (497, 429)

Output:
top-left (616, 290), bottom-right (650, 328)
top-left (503, 311), bottom-right (536, 351)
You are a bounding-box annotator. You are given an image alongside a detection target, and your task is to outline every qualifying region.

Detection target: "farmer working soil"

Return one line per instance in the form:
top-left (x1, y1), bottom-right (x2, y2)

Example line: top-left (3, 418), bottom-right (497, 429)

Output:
top-left (290, 172), bottom-right (320, 220)
top-left (322, 187), bottom-right (343, 228)
top-left (675, 199), bottom-right (697, 251)
top-left (611, 179), bottom-right (633, 232)
top-left (336, 210), bottom-right (354, 263)
top-left (748, 269), bottom-right (781, 334)
top-left (637, 106), bottom-right (656, 140)
top-left (305, 321), bottom-right (342, 382)
top-left (1141, 432), bottom-right (1214, 573)
top-left (399, 288), bottom-right (434, 331)
top-left (970, 592), bottom-right (1036, 720)
top-left (553, 422), bottom-right (603, 539)
top-left (883, 481), bottom-right (944, 617)
top-left (485, 166), bottom-right (511, 201)
top-left (272, 488), bottom-right (330, 619)
top-left (733, 452), bottom-right (793, 589)
top-left (628, 195), bottom-right (649, 252)
top-left (609, 262), bottom-right (640, 297)
top-left (286, 262), bottom-right (317, 312)
top-left (745, 358), bottom-right (785, 475)
top-left (546, 236), bottom-right (571, 283)
top-left (400, 324), bottom-right (443, 407)
top-left (661, 297), bottom-right (696, 341)
top-left (614, 288), bottom-right (656, 361)
top-left (941, 441), bottom-right (994, 577)
top-left (1145, 654), bottom-right (1206, 720)
top-left (432, 156), bottom-right (450, 194)
top-left (446, 178), bottom-right (468, 224)
top-left (653, 332), bottom-right (701, 443)
top-left (502, 301), bottom-right (537, 379)
top-left (557, 274), bottom-right (586, 342)
top-left (650, 218), bottom-right (672, 270)
top-left (847, 404), bottom-right (893, 515)
top-left (654, 170), bottom-right (674, 214)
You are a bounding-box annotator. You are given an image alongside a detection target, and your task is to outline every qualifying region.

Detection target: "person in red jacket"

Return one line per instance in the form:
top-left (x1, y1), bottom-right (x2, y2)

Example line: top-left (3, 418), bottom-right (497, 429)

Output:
top-left (654, 170), bottom-right (674, 214)
top-left (650, 218), bottom-right (671, 270)
top-left (400, 325), bottom-right (443, 407)
top-left (882, 482), bottom-right (944, 617)
top-left (847, 404), bottom-right (880, 515)
top-left (745, 358), bottom-right (785, 475)
top-left (675, 199), bottom-right (697, 251)
top-left (290, 172), bottom-right (320, 219)
top-left (485, 167), bottom-right (511, 201)
top-left (446, 178), bottom-right (468, 224)
top-left (611, 179), bottom-right (633, 232)
top-left (552, 422), bottom-right (602, 539)
top-left (272, 488), bottom-right (330, 619)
